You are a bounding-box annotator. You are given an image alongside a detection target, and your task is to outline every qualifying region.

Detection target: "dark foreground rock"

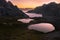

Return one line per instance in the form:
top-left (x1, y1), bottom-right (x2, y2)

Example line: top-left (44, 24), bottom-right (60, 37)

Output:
top-left (42, 31), bottom-right (60, 40)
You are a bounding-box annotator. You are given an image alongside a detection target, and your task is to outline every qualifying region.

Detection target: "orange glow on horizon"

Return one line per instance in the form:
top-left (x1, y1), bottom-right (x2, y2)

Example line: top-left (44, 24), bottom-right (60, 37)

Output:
top-left (7, 0), bottom-right (60, 8)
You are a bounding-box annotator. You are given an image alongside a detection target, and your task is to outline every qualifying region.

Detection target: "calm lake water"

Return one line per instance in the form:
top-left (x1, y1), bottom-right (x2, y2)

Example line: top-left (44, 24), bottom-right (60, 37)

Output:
top-left (18, 10), bottom-right (43, 23)
top-left (17, 10), bottom-right (55, 33)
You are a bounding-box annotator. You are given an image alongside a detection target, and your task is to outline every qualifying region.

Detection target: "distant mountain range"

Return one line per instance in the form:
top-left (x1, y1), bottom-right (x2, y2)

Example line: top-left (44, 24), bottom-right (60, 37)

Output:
top-left (20, 8), bottom-right (33, 10)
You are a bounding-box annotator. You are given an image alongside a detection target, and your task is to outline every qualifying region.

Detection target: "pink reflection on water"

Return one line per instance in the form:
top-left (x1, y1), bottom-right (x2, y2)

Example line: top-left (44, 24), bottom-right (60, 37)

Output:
top-left (28, 23), bottom-right (55, 33)
top-left (25, 13), bottom-right (43, 18)
top-left (17, 18), bottom-right (34, 23)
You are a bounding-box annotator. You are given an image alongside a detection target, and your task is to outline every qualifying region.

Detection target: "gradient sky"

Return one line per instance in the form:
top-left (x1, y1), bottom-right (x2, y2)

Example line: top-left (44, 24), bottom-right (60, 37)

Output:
top-left (6, 0), bottom-right (60, 8)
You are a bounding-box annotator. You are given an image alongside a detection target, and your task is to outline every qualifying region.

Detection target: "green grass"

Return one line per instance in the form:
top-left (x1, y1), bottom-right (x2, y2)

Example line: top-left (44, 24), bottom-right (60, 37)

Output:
top-left (0, 25), bottom-right (46, 40)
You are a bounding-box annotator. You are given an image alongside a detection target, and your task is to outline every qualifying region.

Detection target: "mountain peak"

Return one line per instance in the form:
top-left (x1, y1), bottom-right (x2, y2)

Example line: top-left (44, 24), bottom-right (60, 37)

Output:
top-left (0, 0), bottom-right (29, 20)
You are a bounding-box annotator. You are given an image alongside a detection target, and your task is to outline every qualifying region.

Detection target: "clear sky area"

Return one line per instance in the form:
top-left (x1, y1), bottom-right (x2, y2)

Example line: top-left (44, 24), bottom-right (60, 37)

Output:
top-left (6, 0), bottom-right (60, 8)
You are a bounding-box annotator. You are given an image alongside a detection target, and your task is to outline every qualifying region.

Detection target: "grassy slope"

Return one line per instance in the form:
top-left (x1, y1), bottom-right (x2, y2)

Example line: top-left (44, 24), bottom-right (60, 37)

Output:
top-left (0, 24), bottom-right (45, 40)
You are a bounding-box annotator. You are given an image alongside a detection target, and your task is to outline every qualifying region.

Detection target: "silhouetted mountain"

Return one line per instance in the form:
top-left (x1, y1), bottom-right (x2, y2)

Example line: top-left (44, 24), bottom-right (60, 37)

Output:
top-left (28, 2), bottom-right (60, 31)
top-left (0, 0), bottom-right (29, 20)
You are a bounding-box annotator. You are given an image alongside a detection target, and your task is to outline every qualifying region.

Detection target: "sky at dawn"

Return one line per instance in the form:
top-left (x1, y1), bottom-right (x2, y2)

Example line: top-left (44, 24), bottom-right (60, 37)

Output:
top-left (6, 0), bottom-right (60, 8)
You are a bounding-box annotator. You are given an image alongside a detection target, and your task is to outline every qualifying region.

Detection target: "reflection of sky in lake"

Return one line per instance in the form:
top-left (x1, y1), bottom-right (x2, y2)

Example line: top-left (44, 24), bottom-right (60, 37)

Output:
top-left (17, 11), bottom-right (55, 33)
top-left (25, 13), bottom-right (42, 18)
top-left (18, 18), bottom-right (55, 33)
top-left (18, 12), bottom-right (43, 23)
top-left (28, 23), bottom-right (55, 33)
top-left (18, 18), bottom-right (34, 23)
top-left (23, 10), bottom-right (43, 18)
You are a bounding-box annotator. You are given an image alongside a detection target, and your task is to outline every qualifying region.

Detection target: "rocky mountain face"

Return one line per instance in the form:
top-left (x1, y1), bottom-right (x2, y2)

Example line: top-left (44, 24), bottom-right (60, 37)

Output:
top-left (0, 0), bottom-right (29, 20)
top-left (27, 2), bottom-right (60, 31)
top-left (27, 2), bottom-right (60, 18)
